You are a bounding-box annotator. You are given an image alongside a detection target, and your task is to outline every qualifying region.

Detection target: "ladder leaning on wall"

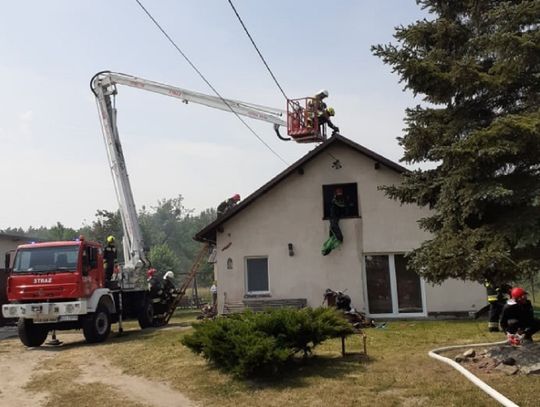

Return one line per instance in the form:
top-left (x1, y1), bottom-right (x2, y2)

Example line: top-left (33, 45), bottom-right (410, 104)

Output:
top-left (163, 243), bottom-right (209, 324)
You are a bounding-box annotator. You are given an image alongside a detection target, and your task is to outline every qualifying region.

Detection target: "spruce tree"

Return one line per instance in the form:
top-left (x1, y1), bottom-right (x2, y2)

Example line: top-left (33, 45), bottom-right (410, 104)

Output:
top-left (373, 1), bottom-right (540, 283)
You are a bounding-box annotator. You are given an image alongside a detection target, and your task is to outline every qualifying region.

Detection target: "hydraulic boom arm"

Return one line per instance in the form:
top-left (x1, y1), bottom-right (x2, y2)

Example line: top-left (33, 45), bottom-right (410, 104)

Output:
top-left (91, 71), bottom-right (288, 285)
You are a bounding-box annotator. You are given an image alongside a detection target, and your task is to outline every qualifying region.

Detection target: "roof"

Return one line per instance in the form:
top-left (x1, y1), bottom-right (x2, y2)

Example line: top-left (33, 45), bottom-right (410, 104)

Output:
top-left (194, 134), bottom-right (408, 243)
top-left (0, 232), bottom-right (43, 243)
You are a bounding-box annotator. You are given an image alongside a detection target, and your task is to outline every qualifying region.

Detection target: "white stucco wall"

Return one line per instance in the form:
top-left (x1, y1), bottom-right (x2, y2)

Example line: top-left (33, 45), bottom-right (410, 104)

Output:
top-left (214, 143), bottom-right (484, 316)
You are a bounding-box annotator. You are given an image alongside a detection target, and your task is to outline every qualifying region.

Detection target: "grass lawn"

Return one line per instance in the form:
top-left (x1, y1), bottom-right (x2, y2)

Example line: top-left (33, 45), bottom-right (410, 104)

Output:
top-left (96, 312), bottom-right (539, 407)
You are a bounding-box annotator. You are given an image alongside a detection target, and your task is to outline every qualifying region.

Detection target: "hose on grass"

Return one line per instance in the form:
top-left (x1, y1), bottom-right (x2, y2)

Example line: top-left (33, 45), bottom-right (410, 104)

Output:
top-left (428, 340), bottom-right (519, 407)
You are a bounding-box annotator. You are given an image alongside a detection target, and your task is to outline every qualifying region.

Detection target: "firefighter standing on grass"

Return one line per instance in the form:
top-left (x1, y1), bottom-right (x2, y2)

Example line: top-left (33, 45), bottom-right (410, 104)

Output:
top-left (485, 280), bottom-right (512, 332)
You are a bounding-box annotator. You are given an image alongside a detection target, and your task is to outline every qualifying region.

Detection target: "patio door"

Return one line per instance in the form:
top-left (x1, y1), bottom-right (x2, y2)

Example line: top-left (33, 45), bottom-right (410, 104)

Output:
top-left (364, 254), bottom-right (426, 317)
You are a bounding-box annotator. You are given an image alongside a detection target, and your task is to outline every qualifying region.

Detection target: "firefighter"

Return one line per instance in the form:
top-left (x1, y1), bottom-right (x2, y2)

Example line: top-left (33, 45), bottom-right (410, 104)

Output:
top-left (485, 280), bottom-right (512, 332)
top-left (217, 194), bottom-right (241, 217)
top-left (322, 187), bottom-right (345, 256)
top-left (147, 268), bottom-right (162, 299)
top-left (103, 235), bottom-right (117, 283)
top-left (308, 90), bottom-right (339, 135)
top-left (318, 106), bottom-right (339, 134)
top-left (162, 271), bottom-right (177, 299)
top-left (500, 287), bottom-right (540, 342)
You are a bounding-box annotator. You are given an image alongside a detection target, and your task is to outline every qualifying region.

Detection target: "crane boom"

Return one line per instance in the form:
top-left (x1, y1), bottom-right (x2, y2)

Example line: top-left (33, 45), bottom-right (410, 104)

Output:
top-left (91, 71), bottom-right (289, 287)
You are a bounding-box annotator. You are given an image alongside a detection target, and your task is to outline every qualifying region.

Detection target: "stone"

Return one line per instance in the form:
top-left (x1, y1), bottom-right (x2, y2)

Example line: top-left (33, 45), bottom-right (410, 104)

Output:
top-left (463, 349), bottom-right (476, 358)
top-left (454, 356), bottom-right (464, 363)
top-left (495, 364), bottom-right (519, 375)
top-left (521, 363), bottom-right (540, 375)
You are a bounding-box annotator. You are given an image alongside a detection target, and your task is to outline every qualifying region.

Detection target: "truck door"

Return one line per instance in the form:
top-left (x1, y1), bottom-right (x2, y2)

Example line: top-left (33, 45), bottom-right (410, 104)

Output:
top-left (82, 245), bottom-right (101, 296)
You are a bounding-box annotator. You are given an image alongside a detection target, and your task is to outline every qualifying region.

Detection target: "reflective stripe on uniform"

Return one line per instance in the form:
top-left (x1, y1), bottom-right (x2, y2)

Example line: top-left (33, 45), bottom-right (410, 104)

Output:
top-left (487, 295), bottom-right (498, 302)
top-left (488, 321), bottom-right (499, 328)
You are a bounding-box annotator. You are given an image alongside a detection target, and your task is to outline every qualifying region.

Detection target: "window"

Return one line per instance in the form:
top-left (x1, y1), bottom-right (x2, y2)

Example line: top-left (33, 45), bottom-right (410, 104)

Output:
top-left (322, 183), bottom-right (359, 219)
top-left (364, 254), bottom-right (424, 316)
top-left (246, 257), bottom-right (269, 293)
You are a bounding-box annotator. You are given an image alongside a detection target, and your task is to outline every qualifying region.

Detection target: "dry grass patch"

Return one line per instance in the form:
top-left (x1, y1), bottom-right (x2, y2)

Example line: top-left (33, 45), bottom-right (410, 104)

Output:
top-left (97, 314), bottom-right (539, 407)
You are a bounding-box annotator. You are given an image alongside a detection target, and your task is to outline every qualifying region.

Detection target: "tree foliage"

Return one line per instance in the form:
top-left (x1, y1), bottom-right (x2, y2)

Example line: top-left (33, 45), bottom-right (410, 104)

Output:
top-left (373, 0), bottom-right (540, 283)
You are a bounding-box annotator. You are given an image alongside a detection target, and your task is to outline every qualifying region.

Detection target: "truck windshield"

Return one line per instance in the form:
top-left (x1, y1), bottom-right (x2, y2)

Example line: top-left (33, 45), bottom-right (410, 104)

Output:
top-left (13, 246), bottom-right (79, 273)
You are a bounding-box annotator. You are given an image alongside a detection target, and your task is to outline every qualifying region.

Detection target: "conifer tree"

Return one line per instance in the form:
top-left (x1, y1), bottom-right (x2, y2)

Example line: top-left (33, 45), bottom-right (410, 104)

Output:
top-left (373, 0), bottom-right (540, 283)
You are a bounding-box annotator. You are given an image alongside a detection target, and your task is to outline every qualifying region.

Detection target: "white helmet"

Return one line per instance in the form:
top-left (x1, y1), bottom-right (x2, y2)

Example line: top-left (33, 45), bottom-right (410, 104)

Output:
top-left (315, 89), bottom-right (329, 99)
top-left (164, 271), bottom-right (174, 280)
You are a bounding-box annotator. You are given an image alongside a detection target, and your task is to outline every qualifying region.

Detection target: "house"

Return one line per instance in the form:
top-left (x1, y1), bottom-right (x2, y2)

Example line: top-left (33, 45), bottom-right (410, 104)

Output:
top-left (195, 134), bottom-right (485, 318)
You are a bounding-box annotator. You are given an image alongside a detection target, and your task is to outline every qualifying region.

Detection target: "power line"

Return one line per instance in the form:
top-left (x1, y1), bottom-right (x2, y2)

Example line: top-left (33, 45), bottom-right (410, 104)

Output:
top-left (227, 0), bottom-right (289, 100)
top-left (134, 0), bottom-right (288, 165)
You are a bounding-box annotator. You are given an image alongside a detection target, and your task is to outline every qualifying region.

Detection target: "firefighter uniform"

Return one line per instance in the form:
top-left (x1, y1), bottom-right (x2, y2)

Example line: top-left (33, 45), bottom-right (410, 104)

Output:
top-left (485, 281), bottom-right (510, 332)
top-left (103, 237), bottom-right (117, 282)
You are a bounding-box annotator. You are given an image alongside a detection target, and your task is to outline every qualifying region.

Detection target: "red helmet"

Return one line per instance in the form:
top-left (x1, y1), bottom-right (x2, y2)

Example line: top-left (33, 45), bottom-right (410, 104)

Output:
top-left (511, 287), bottom-right (527, 300)
top-left (146, 268), bottom-right (157, 278)
top-left (232, 194), bottom-right (241, 202)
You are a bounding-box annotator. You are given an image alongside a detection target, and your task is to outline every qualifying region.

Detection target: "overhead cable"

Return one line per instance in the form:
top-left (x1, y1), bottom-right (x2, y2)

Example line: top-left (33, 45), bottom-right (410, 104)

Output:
top-left (134, 0), bottom-right (288, 165)
top-left (227, 0), bottom-right (289, 100)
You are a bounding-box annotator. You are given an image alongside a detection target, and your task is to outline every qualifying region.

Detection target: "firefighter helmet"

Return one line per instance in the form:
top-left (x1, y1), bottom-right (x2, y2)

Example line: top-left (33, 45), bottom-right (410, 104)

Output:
top-left (327, 107), bottom-right (335, 116)
top-left (316, 89), bottom-right (329, 99)
top-left (106, 235), bottom-right (115, 243)
top-left (164, 271), bottom-right (174, 280)
top-left (147, 268), bottom-right (157, 278)
top-left (232, 193), bottom-right (241, 202)
top-left (511, 287), bottom-right (527, 300)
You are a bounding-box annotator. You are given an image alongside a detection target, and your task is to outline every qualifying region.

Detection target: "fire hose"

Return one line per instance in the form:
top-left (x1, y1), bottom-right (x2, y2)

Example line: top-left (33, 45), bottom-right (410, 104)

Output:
top-left (428, 340), bottom-right (519, 407)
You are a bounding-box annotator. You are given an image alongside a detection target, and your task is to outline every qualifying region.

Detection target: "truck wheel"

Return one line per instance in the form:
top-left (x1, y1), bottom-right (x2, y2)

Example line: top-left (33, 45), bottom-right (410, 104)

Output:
top-left (137, 300), bottom-right (154, 329)
top-left (83, 304), bottom-right (111, 343)
top-left (17, 318), bottom-right (49, 347)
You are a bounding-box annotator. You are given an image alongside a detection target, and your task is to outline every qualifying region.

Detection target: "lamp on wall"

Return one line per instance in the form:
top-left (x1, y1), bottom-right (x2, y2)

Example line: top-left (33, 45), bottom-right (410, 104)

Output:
top-left (288, 243), bottom-right (294, 256)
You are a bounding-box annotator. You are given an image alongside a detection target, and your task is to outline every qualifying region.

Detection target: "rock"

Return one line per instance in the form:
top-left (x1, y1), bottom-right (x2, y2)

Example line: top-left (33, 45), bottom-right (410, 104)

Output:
top-left (521, 363), bottom-right (540, 375)
top-left (455, 356), bottom-right (464, 363)
top-left (502, 357), bottom-right (516, 366)
top-left (463, 349), bottom-right (476, 358)
top-left (495, 364), bottom-right (519, 375)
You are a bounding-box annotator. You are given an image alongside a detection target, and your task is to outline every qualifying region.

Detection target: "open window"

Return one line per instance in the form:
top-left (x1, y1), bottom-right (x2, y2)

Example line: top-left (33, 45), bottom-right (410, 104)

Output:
top-left (322, 183), bottom-right (359, 219)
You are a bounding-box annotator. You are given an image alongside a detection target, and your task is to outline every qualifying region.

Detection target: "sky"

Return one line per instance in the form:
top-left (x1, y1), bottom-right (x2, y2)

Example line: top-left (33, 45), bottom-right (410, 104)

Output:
top-left (0, 0), bottom-right (428, 230)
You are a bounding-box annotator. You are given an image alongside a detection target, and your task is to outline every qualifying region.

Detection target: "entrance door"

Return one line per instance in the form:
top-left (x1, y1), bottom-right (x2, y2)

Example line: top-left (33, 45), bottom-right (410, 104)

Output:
top-left (364, 254), bottom-right (425, 317)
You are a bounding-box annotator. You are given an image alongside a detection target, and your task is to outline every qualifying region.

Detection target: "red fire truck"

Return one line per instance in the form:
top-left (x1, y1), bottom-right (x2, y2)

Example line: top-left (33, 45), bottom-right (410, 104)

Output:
top-left (2, 238), bottom-right (153, 347)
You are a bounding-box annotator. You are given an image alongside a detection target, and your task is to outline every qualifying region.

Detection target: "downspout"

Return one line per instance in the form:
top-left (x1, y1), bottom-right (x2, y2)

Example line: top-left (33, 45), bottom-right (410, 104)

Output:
top-left (428, 340), bottom-right (519, 407)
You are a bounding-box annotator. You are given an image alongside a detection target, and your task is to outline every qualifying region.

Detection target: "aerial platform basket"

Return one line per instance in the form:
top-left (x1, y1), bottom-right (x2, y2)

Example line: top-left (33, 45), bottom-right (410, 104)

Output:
top-left (287, 97), bottom-right (327, 143)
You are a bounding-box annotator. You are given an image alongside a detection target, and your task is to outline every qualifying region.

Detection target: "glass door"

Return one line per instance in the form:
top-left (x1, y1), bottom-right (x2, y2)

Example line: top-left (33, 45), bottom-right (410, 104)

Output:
top-left (364, 254), bottom-right (425, 317)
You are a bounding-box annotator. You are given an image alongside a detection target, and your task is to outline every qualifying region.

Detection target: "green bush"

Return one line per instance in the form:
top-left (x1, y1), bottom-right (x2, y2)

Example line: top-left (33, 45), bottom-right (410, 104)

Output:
top-left (181, 307), bottom-right (353, 377)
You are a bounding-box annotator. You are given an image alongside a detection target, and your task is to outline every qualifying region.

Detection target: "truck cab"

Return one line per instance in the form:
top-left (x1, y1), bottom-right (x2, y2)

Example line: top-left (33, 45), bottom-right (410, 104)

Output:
top-left (1, 238), bottom-right (123, 347)
top-left (6, 239), bottom-right (103, 303)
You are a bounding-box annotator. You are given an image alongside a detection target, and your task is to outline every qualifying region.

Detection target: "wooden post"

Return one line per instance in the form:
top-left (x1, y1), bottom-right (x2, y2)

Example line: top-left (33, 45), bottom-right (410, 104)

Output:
top-left (341, 335), bottom-right (346, 356)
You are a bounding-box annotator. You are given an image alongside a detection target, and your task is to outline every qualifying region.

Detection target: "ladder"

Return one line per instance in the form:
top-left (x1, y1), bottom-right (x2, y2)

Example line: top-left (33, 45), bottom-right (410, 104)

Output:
top-left (163, 243), bottom-right (209, 324)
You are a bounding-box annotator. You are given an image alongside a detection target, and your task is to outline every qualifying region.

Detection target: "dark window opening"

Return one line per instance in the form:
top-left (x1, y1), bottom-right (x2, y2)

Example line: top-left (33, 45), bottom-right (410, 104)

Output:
top-left (322, 183), bottom-right (359, 219)
top-left (246, 257), bottom-right (269, 293)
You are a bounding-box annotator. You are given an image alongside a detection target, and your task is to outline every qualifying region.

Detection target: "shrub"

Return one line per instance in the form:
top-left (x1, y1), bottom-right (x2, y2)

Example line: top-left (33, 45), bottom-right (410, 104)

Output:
top-left (181, 307), bottom-right (353, 377)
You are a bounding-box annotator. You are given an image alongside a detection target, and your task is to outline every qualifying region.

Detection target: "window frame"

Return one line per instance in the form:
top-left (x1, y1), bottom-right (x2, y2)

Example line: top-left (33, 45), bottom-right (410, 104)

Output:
top-left (322, 183), bottom-right (360, 220)
top-left (244, 256), bottom-right (270, 295)
top-left (362, 253), bottom-right (426, 318)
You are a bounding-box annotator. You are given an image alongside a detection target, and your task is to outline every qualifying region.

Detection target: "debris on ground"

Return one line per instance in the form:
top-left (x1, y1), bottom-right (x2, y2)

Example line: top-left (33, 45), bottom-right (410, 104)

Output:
top-left (453, 342), bottom-right (540, 376)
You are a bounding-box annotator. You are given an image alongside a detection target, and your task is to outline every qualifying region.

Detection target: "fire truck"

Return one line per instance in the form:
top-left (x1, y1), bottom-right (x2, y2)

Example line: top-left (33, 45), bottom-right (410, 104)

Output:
top-left (2, 71), bottom-right (329, 347)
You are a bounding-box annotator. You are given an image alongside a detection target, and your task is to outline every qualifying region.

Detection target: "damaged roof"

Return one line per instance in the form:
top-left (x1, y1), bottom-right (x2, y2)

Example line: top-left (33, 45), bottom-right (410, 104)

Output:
top-left (194, 133), bottom-right (408, 243)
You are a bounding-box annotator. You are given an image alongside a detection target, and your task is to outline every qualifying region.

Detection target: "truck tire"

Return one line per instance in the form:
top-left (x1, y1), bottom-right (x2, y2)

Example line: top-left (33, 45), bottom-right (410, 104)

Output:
top-left (17, 318), bottom-right (49, 347)
top-left (137, 299), bottom-right (154, 329)
top-left (83, 304), bottom-right (111, 343)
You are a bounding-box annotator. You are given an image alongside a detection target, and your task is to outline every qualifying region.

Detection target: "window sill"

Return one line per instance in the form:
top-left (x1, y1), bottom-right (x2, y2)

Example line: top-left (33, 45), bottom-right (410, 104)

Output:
top-left (244, 293), bottom-right (271, 298)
